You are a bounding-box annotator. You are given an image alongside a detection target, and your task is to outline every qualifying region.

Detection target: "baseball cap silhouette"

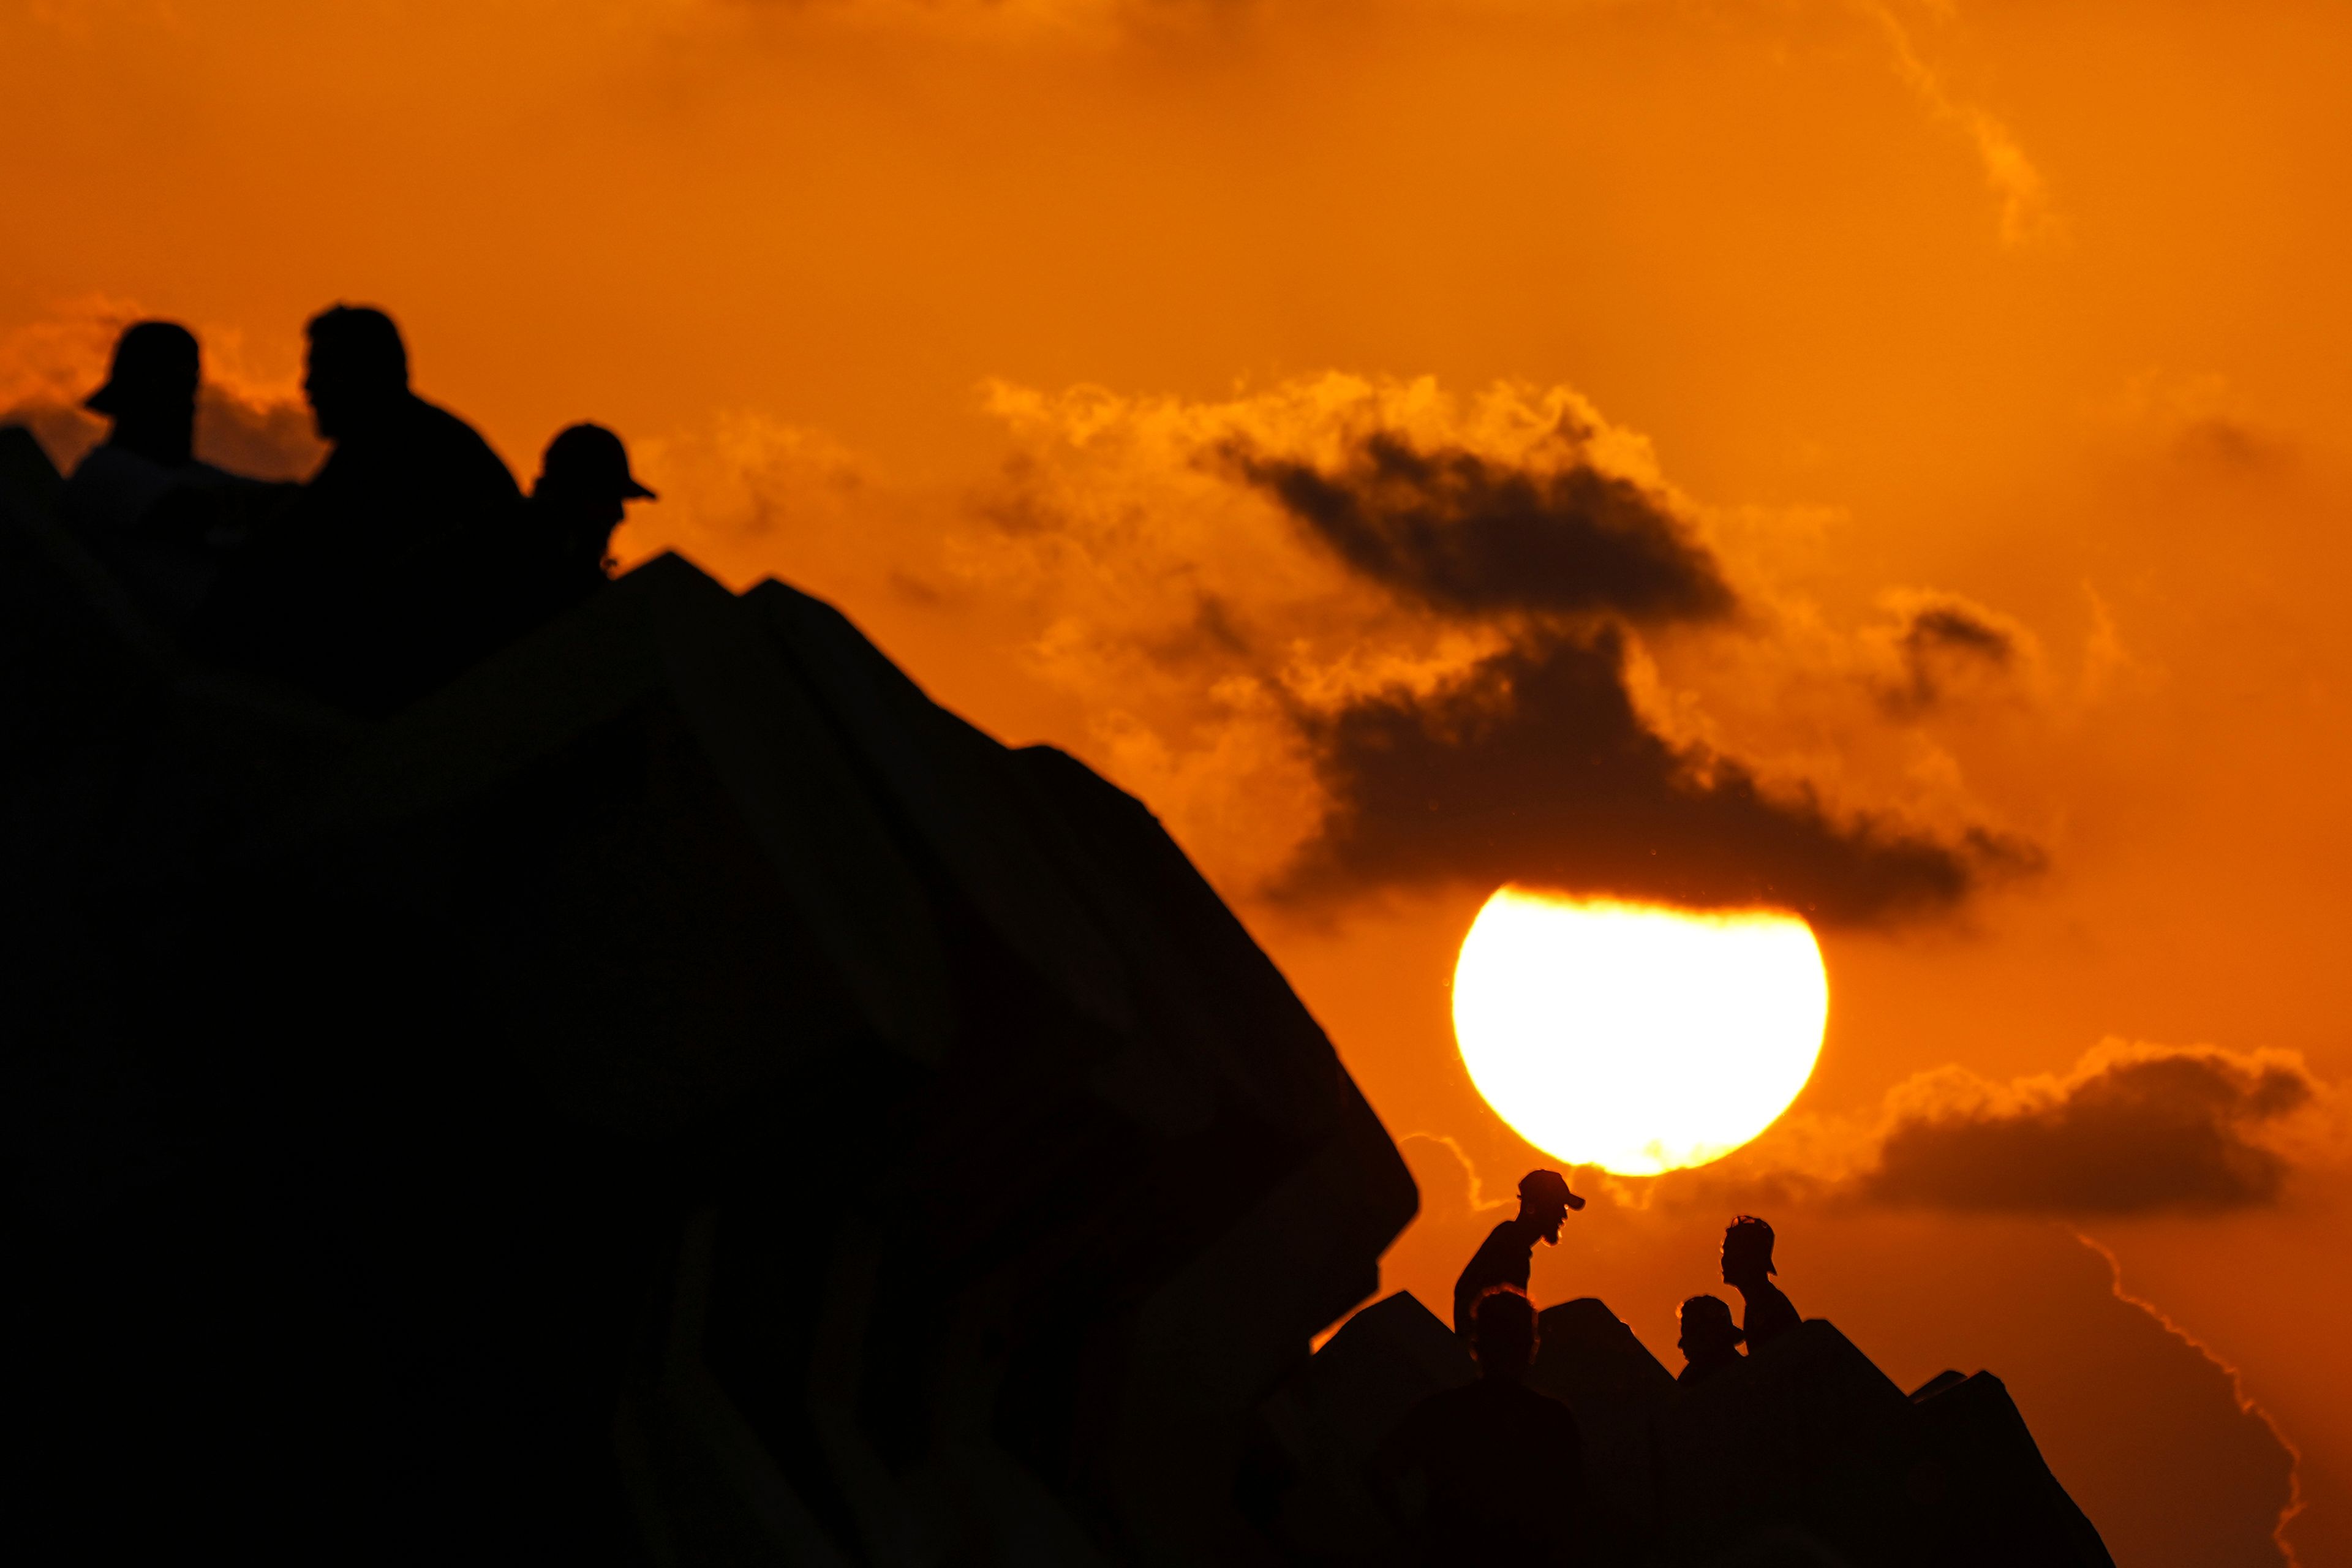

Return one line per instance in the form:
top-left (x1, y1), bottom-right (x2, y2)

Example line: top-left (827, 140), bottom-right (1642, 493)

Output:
top-left (85, 322), bottom-right (199, 417)
top-left (537, 423), bottom-right (655, 501)
top-left (1519, 1168), bottom-right (1585, 1212)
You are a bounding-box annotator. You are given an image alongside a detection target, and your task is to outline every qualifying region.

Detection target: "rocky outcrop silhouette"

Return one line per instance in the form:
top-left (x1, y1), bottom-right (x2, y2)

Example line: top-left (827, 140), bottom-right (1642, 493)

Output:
top-left (1, 424), bottom-right (1410, 1563)
top-left (1245, 1289), bottom-right (2113, 1567)
top-left (0, 423), bottom-right (2109, 1566)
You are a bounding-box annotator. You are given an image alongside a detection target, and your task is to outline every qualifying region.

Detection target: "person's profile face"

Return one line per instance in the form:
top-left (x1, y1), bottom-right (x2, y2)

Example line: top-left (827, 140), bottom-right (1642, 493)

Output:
top-left (303, 337), bottom-right (389, 441)
top-left (303, 342), bottom-right (345, 440)
top-left (1721, 1235), bottom-right (1768, 1283)
top-left (537, 488), bottom-right (630, 548)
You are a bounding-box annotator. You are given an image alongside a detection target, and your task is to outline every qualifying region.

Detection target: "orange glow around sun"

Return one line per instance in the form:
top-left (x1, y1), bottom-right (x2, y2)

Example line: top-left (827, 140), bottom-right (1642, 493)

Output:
top-left (1451, 888), bottom-right (1829, 1177)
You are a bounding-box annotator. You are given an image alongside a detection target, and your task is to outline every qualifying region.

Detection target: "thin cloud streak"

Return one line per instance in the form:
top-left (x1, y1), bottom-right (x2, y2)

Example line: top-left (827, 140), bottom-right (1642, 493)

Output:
top-left (1855, 0), bottom-right (2060, 247)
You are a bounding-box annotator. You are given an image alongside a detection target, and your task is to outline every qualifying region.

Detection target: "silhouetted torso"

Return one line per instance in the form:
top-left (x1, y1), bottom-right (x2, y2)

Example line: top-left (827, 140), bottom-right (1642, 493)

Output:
top-left (61, 445), bottom-right (246, 628)
top-left (1736, 1280), bottom-right (1801, 1351)
top-left (1384, 1374), bottom-right (1585, 1567)
top-left (205, 390), bottom-right (521, 713)
top-left (59, 318), bottom-right (293, 631)
top-left (1454, 1216), bottom-right (1545, 1335)
top-left (499, 421), bottom-right (653, 637)
top-left (300, 390), bottom-right (518, 551)
top-left (507, 492), bottom-right (616, 626)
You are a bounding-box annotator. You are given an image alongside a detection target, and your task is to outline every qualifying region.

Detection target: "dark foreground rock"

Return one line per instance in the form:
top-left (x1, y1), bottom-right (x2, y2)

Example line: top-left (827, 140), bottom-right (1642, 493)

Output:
top-left (0, 427), bottom-right (2111, 1567)
top-left (1249, 1289), bottom-right (2114, 1567)
top-left (1, 433), bottom-right (1412, 1564)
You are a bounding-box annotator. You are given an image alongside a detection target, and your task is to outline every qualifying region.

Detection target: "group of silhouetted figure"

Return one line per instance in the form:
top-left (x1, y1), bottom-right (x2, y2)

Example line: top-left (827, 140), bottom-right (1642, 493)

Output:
top-left (40, 311), bottom-right (656, 716)
top-left (1381, 1169), bottom-right (1804, 1566)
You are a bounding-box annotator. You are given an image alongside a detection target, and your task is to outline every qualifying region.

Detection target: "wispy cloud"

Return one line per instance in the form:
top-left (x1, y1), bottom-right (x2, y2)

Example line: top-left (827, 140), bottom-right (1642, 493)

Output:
top-left (1855, 0), bottom-right (2060, 247)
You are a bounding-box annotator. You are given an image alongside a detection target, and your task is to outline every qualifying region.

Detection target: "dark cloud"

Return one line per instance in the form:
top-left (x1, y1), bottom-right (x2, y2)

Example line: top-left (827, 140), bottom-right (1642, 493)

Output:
top-left (1903, 603), bottom-right (2013, 666)
top-left (193, 383), bottom-right (324, 481)
top-left (1884, 597), bottom-right (2018, 714)
top-left (1863, 1046), bottom-right (2325, 1214)
top-left (1219, 430), bottom-right (1735, 623)
top-left (971, 374), bottom-right (2046, 922)
top-left (2175, 415), bottom-right (2286, 473)
top-left (1281, 625), bottom-right (2034, 925)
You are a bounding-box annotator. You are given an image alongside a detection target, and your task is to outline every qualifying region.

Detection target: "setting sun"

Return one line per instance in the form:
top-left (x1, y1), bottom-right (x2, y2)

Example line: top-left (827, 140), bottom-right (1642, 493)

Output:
top-left (1451, 888), bottom-right (1829, 1177)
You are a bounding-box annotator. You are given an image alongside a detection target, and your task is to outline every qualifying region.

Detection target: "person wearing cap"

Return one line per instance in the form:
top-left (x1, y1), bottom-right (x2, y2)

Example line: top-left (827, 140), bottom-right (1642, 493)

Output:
top-left (205, 304), bottom-right (522, 712)
top-left (1378, 1286), bottom-right (1585, 1566)
top-left (511, 422), bottom-right (656, 623)
top-left (1452, 1168), bottom-right (1585, 1337)
top-left (61, 320), bottom-right (276, 630)
top-left (1720, 1215), bottom-right (1801, 1352)
top-left (1673, 1294), bottom-right (1744, 1385)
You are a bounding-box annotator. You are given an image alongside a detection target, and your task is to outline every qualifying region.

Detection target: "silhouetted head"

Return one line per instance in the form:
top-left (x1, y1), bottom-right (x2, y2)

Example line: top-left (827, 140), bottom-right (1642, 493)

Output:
top-left (1721, 1215), bottom-right (1777, 1286)
top-left (533, 423), bottom-right (655, 568)
top-left (86, 321), bottom-right (199, 466)
top-left (1677, 1294), bottom-right (1743, 1370)
top-left (1517, 1168), bottom-right (1584, 1244)
top-left (535, 423), bottom-right (654, 516)
top-left (1469, 1286), bottom-right (1539, 1380)
top-left (303, 306), bottom-right (409, 442)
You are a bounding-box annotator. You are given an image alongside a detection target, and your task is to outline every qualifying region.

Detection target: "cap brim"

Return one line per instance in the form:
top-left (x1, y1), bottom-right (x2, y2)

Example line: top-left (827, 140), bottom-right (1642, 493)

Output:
top-left (623, 478), bottom-right (657, 500)
top-left (83, 383), bottom-right (122, 415)
top-left (1565, 1193), bottom-right (1586, 1210)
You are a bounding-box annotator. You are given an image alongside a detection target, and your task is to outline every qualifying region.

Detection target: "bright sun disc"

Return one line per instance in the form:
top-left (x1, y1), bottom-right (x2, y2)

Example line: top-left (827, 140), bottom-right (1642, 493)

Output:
top-left (1452, 888), bottom-right (1828, 1177)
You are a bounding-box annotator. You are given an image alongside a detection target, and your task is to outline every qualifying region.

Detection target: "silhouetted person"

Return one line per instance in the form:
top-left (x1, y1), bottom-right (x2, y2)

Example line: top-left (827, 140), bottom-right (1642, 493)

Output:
top-left (1380, 1287), bottom-right (1585, 1566)
top-left (1675, 1294), bottom-right (1744, 1384)
top-left (1453, 1169), bottom-right (1584, 1335)
top-left (1721, 1215), bottom-right (1801, 1352)
top-left (299, 305), bottom-right (517, 526)
top-left (198, 304), bottom-right (521, 712)
top-left (84, 322), bottom-right (197, 468)
top-left (58, 322), bottom-right (279, 630)
top-left (510, 422), bottom-right (655, 624)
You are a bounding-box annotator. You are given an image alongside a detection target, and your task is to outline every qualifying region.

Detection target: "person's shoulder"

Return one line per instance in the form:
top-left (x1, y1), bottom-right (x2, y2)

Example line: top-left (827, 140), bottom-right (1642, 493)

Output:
top-left (1517, 1382), bottom-right (1583, 1440)
top-left (407, 396), bottom-right (519, 491)
top-left (1744, 1287), bottom-right (1801, 1344)
top-left (1480, 1215), bottom-right (1539, 1248)
top-left (1488, 1379), bottom-right (1581, 1448)
top-left (67, 443), bottom-right (151, 484)
top-left (62, 444), bottom-right (173, 524)
top-left (405, 394), bottom-right (492, 450)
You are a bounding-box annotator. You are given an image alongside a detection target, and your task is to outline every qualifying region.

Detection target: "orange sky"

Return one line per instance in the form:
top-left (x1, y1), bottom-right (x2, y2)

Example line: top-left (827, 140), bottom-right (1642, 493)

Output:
top-left (9, 2), bottom-right (2352, 1561)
